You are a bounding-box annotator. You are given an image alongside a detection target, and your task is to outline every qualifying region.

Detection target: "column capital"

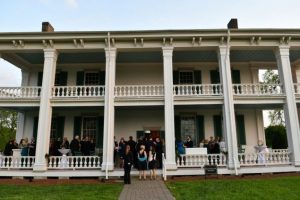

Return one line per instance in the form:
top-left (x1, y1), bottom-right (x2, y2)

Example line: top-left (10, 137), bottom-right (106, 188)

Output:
top-left (43, 49), bottom-right (58, 59)
top-left (104, 47), bottom-right (117, 58)
top-left (218, 45), bottom-right (230, 56)
top-left (276, 45), bottom-right (290, 57)
top-left (162, 47), bottom-right (174, 57)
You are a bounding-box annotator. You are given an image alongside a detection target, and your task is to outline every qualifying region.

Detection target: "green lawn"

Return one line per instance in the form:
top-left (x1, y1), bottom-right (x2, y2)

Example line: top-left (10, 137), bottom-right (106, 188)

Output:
top-left (167, 176), bottom-right (300, 200)
top-left (0, 183), bottom-right (122, 200)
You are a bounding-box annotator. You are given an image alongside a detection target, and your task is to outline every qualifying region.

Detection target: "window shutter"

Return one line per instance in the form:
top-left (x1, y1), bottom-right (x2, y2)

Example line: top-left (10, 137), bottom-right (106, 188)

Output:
top-left (194, 70), bottom-right (202, 84)
top-left (236, 115), bottom-right (246, 145)
top-left (231, 70), bottom-right (241, 84)
top-left (213, 115), bottom-right (223, 138)
top-left (173, 71), bottom-right (179, 84)
top-left (73, 116), bottom-right (82, 139)
top-left (175, 116), bottom-right (181, 140)
top-left (99, 71), bottom-right (105, 85)
top-left (33, 117), bottom-right (39, 139)
top-left (76, 71), bottom-right (85, 86)
top-left (37, 72), bottom-right (43, 86)
top-left (96, 116), bottom-right (104, 148)
top-left (160, 131), bottom-right (165, 141)
top-left (210, 70), bottom-right (220, 84)
top-left (196, 115), bottom-right (205, 142)
top-left (56, 116), bottom-right (65, 140)
top-left (59, 72), bottom-right (68, 86)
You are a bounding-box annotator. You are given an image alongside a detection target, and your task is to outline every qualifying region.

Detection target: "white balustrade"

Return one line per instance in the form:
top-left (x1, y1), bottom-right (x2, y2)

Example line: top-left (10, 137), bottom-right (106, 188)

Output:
top-left (233, 84), bottom-right (284, 96)
top-left (238, 151), bottom-right (291, 166)
top-left (162, 153), bottom-right (167, 181)
top-left (173, 84), bottom-right (223, 96)
top-left (52, 86), bottom-right (105, 98)
top-left (176, 154), bottom-right (227, 168)
top-left (48, 156), bottom-right (102, 169)
top-left (0, 87), bottom-right (41, 98)
top-left (0, 156), bottom-right (35, 169)
top-left (115, 85), bottom-right (164, 97)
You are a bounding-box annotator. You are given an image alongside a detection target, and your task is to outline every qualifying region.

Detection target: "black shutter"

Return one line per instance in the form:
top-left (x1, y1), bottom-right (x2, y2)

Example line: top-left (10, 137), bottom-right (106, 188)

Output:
top-left (213, 115), bottom-right (223, 138)
top-left (99, 71), bottom-right (105, 85)
top-left (59, 72), bottom-right (68, 86)
top-left (136, 131), bottom-right (144, 140)
top-left (160, 131), bottom-right (165, 141)
top-left (236, 115), bottom-right (246, 145)
top-left (73, 116), bottom-right (82, 139)
top-left (173, 71), bottom-right (179, 84)
top-left (33, 117), bottom-right (39, 139)
top-left (175, 116), bottom-right (181, 140)
top-left (96, 116), bottom-right (104, 148)
top-left (37, 72), bottom-right (43, 86)
top-left (231, 70), bottom-right (241, 84)
top-left (56, 116), bottom-right (65, 140)
top-left (76, 71), bottom-right (85, 86)
top-left (196, 115), bottom-right (205, 142)
top-left (210, 70), bottom-right (220, 84)
top-left (194, 70), bottom-right (202, 84)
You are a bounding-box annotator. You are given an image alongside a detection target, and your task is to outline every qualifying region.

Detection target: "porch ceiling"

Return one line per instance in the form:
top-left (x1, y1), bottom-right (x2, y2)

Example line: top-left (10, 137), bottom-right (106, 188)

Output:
top-left (234, 104), bottom-right (283, 109)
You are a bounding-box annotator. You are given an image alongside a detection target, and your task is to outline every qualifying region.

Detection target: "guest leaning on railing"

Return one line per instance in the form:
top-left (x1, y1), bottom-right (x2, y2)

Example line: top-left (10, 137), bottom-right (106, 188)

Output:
top-left (19, 138), bottom-right (29, 156)
top-left (3, 139), bottom-right (18, 156)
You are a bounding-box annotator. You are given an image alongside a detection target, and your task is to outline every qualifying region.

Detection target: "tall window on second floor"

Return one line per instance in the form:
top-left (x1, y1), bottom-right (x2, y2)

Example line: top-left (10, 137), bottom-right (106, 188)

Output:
top-left (179, 71), bottom-right (194, 84)
top-left (85, 72), bottom-right (100, 85)
top-left (50, 118), bottom-right (58, 140)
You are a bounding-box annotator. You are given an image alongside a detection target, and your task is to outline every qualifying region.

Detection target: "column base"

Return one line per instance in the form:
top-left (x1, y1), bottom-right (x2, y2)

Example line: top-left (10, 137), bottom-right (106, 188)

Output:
top-left (101, 162), bottom-right (114, 171)
top-left (33, 163), bottom-right (47, 172)
top-left (227, 161), bottom-right (240, 170)
top-left (165, 161), bottom-right (177, 170)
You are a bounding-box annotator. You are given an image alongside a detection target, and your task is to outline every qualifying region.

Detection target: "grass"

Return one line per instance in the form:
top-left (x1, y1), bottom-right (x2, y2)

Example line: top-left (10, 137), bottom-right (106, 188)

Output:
top-left (0, 183), bottom-right (123, 200)
top-left (166, 176), bottom-right (300, 200)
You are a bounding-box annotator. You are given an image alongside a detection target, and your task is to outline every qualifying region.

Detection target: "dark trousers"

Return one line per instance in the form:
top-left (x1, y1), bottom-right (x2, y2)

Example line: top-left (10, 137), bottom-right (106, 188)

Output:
top-left (124, 165), bottom-right (132, 184)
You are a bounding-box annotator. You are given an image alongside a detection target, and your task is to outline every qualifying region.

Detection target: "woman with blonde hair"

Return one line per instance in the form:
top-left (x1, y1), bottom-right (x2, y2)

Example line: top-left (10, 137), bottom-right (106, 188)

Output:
top-left (137, 145), bottom-right (147, 180)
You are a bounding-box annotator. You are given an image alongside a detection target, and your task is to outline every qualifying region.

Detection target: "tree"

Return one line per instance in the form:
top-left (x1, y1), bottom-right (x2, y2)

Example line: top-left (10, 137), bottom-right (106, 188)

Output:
top-left (0, 110), bottom-right (17, 151)
top-left (265, 125), bottom-right (288, 149)
top-left (261, 69), bottom-right (285, 125)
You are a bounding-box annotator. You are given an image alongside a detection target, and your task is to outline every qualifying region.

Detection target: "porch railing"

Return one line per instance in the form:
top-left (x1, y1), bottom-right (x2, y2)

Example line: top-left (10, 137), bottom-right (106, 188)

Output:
top-left (0, 156), bottom-right (35, 169)
top-left (52, 86), bottom-right (105, 98)
top-left (162, 153), bottom-right (167, 181)
top-left (233, 84), bottom-right (284, 96)
top-left (0, 87), bottom-right (41, 98)
top-left (115, 85), bottom-right (164, 97)
top-left (176, 154), bottom-right (227, 168)
top-left (238, 151), bottom-right (291, 166)
top-left (173, 84), bottom-right (223, 96)
top-left (48, 156), bottom-right (102, 169)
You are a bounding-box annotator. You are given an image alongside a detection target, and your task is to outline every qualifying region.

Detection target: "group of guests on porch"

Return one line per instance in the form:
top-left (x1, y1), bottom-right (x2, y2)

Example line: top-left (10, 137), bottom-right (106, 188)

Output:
top-left (3, 137), bottom-right (36, 156)
top-left (114, 135), bottom-right (164, 184)
top-left (175, 136), bottom-right (227, 157)
top-left (49, 136), bottom-right (96, 156)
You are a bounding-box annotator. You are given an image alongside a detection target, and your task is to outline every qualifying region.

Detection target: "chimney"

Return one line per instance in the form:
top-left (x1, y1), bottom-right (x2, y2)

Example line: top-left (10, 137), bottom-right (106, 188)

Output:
top-left (227, 18), bottom-right (238, 29)
top-left (42, 22), bottom-right (54, 32)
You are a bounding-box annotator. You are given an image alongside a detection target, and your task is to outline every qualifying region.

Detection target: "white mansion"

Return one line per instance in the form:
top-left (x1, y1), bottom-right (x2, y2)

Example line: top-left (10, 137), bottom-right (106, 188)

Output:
top-left (1, 20), bottom-right (300, 178)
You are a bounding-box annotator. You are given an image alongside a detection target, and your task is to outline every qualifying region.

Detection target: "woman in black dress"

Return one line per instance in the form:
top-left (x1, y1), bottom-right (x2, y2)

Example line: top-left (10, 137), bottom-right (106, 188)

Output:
top-left (148, 146), bottom-right (157, 180)
top-left (123, 145), bottom-right (133, 184)
top-left (137, 145), bottom-right (147, 180)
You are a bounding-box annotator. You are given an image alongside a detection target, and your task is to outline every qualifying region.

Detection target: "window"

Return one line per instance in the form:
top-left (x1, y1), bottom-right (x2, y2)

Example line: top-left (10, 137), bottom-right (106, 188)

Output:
top-left (50, 118), bottom-right (58, 140)
top-left (179, 71), bottom-right (194, 84)
top-left (85, 72), bottom-right (100, 85)
top-left (181, 116), bottom-right (196, 142)
top-left (82, 117), bottom-right (97, 140)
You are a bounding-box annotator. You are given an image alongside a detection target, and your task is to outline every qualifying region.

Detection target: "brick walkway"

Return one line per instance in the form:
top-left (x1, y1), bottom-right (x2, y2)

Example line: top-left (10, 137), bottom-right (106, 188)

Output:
top-left (118, 178), bottom-right (175, 200)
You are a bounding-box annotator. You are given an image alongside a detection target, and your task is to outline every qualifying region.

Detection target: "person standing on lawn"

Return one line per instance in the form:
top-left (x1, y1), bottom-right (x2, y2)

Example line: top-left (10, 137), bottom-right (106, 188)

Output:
top-left (123, 145), bottom-right (133, 184)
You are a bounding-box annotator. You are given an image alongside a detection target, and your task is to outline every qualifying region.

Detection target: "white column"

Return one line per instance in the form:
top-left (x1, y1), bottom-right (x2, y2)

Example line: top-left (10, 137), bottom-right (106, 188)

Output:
top-left (101, 48), bottom-right (116, 171)
top-left (255, 110), bottom-right (266, 144)
top-left (218, 46), bottom-right (239, 169)
top-left (33, 49), bottom-right (58, 171)
top-left (16, 70), bottom-right (30, 142)
top-left (162, 47), bottom-right (177, 170)
top-left (276, 46), bottom-right (300, 166)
